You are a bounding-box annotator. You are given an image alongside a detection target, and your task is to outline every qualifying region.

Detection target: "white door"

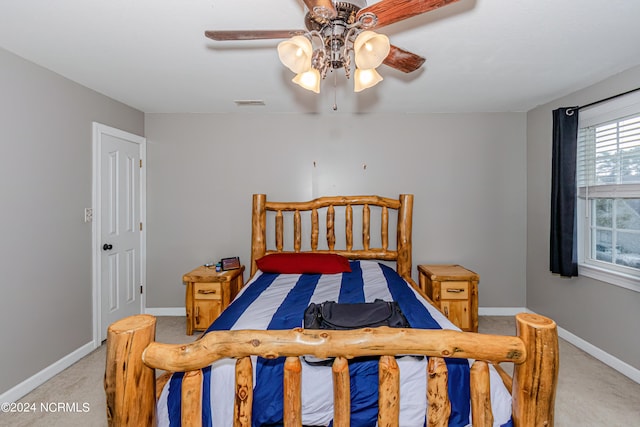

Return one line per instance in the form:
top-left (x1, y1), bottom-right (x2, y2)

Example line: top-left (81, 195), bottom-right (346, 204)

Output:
top-left (93, 123), bottom-right (146, 342)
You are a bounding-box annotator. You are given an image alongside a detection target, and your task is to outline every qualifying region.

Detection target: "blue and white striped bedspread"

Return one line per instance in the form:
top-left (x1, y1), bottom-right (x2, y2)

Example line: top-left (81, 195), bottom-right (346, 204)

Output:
top-left (157, 260), bottom-right (512, 427)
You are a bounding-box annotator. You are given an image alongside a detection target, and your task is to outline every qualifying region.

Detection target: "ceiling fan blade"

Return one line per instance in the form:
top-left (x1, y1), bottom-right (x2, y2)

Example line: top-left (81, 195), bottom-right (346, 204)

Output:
top-left (357, 0), bottom-right (461, 29)
top-left (302, 0), bottom-right (337, 19)
top-left (205, 30), bottom-right (306, 41)
top-left (383, 45), bottom-right (425, 73)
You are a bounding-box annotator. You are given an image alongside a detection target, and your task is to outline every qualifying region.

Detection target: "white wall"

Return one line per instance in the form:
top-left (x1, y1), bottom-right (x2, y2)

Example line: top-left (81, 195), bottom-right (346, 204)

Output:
top-left (526, 65), bottom-right (640, 371)
top-left (0, 47), bottom-right (144, 395)
top-left (144, 112), bottom-right (527, 311)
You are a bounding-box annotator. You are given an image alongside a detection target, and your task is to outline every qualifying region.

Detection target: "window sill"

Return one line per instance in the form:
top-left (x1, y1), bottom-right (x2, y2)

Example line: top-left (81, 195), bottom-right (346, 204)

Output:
top-left (579, 263), bottom-right (640, 293)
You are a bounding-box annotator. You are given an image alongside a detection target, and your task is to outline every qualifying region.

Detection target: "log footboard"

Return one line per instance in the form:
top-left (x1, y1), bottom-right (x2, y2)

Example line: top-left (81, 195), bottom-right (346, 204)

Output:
top-left (105, 312), bottom-right (558, 427)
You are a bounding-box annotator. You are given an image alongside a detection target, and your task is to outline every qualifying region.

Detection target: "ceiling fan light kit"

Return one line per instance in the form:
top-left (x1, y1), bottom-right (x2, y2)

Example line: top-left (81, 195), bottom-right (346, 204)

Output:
top-left (205, 0), bottom-right (461, 95)
top-left (278, 25), bottom-right (390, 93)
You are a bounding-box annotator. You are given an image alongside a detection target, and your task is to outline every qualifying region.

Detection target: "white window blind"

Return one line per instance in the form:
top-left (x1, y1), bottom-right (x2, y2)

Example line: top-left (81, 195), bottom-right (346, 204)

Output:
top-left (577, 113), bottom-right (640, 196)
top-left (576, 91), bottom-right (640, 286)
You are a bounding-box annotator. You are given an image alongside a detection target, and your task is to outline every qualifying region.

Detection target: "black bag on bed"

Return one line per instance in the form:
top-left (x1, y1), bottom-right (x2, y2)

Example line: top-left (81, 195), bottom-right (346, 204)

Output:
top-left (303, 299), bottom-right (410, 330)
top-left (302, 299), bottom-right (411, 365)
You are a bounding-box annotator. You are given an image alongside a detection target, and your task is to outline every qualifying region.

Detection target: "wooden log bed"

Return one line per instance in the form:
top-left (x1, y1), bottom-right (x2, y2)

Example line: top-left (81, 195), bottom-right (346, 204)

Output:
top-left (105, 194), bottom-right (559, 426)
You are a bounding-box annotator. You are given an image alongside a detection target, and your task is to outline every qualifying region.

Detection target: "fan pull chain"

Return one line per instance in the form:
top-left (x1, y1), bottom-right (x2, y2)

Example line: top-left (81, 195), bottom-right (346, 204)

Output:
top-left (332, 70), bottom-right (338, 111)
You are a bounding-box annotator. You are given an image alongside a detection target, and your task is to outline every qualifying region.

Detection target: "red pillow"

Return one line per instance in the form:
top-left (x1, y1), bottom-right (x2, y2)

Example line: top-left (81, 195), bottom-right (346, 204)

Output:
top-left (256, 253), bottom-right (351, 274)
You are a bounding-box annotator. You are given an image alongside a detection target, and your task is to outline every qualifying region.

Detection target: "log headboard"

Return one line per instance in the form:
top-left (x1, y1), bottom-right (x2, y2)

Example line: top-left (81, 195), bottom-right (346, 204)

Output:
top-left (250, 194), bottom-right (414, 279)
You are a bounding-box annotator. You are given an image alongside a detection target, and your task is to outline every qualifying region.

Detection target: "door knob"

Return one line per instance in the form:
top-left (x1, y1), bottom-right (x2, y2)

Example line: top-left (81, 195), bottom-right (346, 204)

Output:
top-left (103, 243), bottom-right (113, 251)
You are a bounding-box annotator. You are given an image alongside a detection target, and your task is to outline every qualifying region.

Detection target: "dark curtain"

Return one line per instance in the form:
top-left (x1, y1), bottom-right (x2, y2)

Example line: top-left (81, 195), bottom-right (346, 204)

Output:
top-left (550, 107), bottom-right (579, 277)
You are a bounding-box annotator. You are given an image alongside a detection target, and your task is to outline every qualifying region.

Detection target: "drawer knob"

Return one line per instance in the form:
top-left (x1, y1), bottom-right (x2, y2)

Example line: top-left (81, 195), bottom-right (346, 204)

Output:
top-left (198, 289), bottom-right (217, 294)
top-left (446, 288), bottom-right (465, 293)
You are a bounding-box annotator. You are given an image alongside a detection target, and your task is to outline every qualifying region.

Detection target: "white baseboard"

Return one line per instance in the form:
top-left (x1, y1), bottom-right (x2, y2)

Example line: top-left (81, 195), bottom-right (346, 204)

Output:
top-left (478, 307), bottom-right (529, 316)
top-left (556, 325), bottom-right (640, 384)
top-left (478, 307), bottom-right (640, 384)
top-left (0, 341), bottom-right (95, 404)
top-left (1, 307), bottom-right (184, 403)
top-left (145, 307), bottom-right (186, 316)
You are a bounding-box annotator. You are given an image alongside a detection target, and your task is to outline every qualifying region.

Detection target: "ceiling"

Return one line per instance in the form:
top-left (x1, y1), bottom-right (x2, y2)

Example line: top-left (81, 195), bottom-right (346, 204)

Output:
top-left (2, 0), bottom-right (640, 114)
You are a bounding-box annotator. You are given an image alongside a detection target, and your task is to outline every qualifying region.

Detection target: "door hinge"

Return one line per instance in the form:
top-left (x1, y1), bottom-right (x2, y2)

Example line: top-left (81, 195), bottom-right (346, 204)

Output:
top-left (140, 285), bottom-right (143, 294)
top-left (139, 159), bottom-right (143, 168)
top-left (140, 222), bottom-right (143, 231)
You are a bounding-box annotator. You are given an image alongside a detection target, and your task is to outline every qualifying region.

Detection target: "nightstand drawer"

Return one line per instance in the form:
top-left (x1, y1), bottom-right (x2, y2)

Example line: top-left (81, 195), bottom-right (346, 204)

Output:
top-left (194, 282), bottom-right (222, 300)
top-left (441, 281), bottom-right (469, 300)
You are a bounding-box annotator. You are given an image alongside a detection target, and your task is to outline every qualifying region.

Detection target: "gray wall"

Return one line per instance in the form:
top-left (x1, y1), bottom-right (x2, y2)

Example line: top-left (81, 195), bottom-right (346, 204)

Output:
top-left (3, 30), bottom-right (638, 401)
top-left (145, 112), bottom-right (527, 310)
top-left (527, 65), bottom-right (640, 370)
top-left (0, 47), bottom-right (144, 395)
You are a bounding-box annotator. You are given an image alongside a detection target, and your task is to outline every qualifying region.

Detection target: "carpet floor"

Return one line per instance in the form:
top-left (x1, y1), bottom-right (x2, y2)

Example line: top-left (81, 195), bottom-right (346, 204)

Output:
top-left (1, 316), bottom-right (639, 426)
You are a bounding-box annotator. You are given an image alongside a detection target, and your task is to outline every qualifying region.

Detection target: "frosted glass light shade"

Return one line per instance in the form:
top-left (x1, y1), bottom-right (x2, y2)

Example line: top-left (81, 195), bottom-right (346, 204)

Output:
top-left (354, 68), bottom-right (383, 92)
top-left (277, 36), bottom-right (313, 74)
top-left (292, 69), bottom-right (321, 93)
top-left (354, 31), bottom-right (390, 69)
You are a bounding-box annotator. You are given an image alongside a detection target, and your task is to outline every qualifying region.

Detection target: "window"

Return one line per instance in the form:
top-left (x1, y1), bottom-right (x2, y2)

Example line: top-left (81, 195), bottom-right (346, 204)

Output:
top-left (577, 91), bottom-right (640, 290)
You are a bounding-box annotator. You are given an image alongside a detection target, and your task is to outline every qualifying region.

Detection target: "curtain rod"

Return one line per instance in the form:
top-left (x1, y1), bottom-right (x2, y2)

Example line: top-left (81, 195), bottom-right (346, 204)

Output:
top-left (578, 86), bottom-right (640, 111)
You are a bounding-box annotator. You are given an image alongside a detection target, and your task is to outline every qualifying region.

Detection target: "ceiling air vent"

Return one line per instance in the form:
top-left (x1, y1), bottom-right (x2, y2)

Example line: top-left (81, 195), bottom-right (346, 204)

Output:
top-left (234, 100), bottom-right (266, 107)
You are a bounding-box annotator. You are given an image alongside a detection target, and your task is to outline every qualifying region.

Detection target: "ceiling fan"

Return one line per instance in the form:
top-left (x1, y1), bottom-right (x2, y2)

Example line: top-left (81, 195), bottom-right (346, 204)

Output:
top-left (205, 0), bottom-right (461, 93)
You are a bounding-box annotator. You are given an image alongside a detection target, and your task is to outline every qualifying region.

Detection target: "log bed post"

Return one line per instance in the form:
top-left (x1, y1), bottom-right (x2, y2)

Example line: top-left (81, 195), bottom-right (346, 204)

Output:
top-left (251, 194), bottom-right (267, 276)
top-left (105, 314), bottom-right (157, 427)
top-left (397, 194), bottom-right (413, 279)
top-left (511, 313), bottom-right (559, 427)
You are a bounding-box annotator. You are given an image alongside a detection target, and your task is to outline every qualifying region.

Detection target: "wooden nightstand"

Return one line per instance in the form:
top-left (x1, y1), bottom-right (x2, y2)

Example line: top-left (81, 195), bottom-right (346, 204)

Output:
top-left (183, 265), bottom-right (244, 335)
top-left (418, 264), bottom-right (479, 332)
